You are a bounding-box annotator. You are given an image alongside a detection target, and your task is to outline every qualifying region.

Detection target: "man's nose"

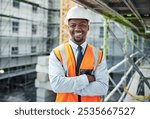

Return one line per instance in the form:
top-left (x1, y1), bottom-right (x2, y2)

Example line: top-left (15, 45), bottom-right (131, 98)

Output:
top-left (74, 25), bottom-right (82, 31)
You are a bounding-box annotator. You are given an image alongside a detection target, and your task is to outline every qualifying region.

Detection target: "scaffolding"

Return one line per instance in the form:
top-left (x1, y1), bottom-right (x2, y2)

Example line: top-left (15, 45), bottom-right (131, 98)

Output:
top-left (0, 0), bottom-right (59, 97)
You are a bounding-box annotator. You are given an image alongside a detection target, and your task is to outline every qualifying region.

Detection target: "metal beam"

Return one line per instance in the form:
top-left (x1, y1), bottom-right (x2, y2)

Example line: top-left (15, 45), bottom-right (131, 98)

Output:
top-left (73, 0), bottom-right (140, 35)
top-left (122, 0), bottom-right (146, 30)
top-left (73, 0), bottom-right (150, 38)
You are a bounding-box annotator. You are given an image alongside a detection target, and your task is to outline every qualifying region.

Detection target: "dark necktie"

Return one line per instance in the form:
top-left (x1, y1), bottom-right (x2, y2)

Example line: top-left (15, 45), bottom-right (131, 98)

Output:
top-left (76, 45), bottom-right (83, 75)
top-left (76, 45), bottom-right (83, 102)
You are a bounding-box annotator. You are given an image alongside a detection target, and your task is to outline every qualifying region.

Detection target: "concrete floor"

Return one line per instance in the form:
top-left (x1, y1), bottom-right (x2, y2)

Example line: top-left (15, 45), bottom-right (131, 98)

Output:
top-left (0, 82), bottom-right (36, 102)
top-left (124, 61), bottom-right (150, 102)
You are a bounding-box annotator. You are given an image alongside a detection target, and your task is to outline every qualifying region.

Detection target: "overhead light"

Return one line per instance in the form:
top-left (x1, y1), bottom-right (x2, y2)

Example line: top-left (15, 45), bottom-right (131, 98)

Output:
top-left (144, 14), bottom-right (149, 17)
top-left (0, 69), bottom-right (4, 74)
top-left (127, 14), bottom-right (132, 17)
top-left (145, 26), bottom-right (150, 33)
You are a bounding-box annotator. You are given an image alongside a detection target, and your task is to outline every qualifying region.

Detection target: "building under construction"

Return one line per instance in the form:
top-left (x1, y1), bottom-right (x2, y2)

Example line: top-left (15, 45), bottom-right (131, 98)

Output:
top-left (0, 0), bottom-right (150, 102)
top-left (0, 0), bottom-right (60, 101)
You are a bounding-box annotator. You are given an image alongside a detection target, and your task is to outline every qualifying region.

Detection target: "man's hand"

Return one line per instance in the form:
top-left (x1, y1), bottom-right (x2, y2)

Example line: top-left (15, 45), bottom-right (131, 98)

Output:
top-left (86, 75), bottom-right (95, 83)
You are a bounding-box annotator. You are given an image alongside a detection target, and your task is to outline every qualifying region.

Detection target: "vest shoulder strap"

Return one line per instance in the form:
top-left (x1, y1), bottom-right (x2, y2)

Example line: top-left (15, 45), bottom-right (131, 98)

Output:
top-left (91, 45), bottom-right (103, 70)
top-left (54, 43), bottom-right (103, 75)
top-left (53, 43), bottom-right (67, 74)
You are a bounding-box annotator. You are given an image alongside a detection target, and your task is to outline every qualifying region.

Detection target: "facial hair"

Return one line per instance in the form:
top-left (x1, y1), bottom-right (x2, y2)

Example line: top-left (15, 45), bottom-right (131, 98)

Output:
top-left (74, 32), bottom-right (85, 44)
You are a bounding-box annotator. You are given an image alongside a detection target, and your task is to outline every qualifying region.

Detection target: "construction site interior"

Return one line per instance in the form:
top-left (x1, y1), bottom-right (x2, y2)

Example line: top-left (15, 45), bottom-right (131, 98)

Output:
top-left (0, 0), bottom-right (150, 102)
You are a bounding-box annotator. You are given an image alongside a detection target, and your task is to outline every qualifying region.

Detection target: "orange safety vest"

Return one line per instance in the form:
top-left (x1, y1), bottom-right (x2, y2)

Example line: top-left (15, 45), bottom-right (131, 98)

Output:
top-left (53, 42), bottom-right (103, 102)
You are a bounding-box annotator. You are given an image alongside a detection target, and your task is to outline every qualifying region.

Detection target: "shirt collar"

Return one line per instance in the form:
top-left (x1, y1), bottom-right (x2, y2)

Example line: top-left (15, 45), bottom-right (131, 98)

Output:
top-left (69, 40), bottom-right (87, 52)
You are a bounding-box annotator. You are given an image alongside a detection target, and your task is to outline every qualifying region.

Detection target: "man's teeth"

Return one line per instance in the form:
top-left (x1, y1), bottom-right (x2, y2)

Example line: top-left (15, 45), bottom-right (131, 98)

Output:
top-left (75, 32), bottom-right (82, 36)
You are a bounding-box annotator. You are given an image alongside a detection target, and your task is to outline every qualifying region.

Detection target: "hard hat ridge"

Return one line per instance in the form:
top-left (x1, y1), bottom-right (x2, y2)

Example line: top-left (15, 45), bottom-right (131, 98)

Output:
top-left (65, 6), bottom-right (90, 25)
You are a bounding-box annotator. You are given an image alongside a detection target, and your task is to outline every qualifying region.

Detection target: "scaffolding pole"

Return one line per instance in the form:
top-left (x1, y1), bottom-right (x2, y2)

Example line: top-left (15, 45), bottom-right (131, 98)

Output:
top-left (124, 26), bottom-right (128, 53)
top-left (141, 37), bottom-right (144, 52)
top-left (136, 35), bottom-right (139, 48)
top-left (103, 17), bottom-right (108, 59)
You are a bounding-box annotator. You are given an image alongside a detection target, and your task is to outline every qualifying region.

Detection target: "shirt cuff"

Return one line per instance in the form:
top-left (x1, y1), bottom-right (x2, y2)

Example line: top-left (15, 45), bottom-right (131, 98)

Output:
top-left (75, 74), bottom-right (89, 91)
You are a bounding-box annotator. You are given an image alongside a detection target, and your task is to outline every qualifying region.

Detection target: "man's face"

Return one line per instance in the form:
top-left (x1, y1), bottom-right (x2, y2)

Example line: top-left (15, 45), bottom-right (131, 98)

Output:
top-left (68, 19), bottom-right (89, 45)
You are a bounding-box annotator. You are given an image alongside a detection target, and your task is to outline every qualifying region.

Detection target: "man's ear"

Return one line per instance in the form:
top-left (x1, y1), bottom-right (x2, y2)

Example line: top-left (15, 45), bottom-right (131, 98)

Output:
top-left (88, 25), bottom-right (89, 31)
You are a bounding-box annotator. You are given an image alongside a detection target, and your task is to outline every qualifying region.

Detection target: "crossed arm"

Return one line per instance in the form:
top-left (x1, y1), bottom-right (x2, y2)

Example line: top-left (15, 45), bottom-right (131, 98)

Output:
top-left (49, 51), bottom-right (109, 96)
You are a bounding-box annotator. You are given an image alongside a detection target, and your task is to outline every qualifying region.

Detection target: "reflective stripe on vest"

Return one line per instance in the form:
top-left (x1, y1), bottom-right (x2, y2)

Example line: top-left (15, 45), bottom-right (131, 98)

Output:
top-left (53, 42), bottom-right (103, 102)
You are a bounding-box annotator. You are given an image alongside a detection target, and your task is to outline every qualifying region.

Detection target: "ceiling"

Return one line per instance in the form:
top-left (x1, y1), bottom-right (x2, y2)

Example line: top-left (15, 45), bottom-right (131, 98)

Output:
top-left (73, 0), bottom-right (150, 39)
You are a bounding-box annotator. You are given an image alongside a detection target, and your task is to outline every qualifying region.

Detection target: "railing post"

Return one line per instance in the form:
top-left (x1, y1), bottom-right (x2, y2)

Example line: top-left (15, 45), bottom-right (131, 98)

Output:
top-left (103, 17), bottom-right (108, 59)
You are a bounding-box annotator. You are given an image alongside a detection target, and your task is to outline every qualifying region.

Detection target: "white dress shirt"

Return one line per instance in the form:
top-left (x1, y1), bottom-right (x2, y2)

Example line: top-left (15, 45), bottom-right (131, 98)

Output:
top-left (49, 40), bottom-right (109, 96)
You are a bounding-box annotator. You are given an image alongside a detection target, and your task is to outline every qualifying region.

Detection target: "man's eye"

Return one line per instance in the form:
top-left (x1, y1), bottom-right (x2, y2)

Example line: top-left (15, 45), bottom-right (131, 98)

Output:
top-left (80, 24), bottom-right (87, 28)
top-left (70, 24), bottom-right (76, 28)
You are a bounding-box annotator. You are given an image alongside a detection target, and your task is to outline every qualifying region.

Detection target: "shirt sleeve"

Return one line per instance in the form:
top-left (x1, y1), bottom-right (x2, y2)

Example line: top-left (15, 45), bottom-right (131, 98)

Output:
top-left (74, 56), bottom-right (109, 96)
top-left (49, 51), bottom-right (89, 93)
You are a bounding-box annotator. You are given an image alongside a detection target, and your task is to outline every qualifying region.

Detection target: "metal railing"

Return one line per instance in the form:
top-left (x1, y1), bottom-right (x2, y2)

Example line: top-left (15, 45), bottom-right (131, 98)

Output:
top-left (104, 22), bottom-right (150, 101)
top-left (0, 66), bottom-right (36, 80)
top-left (105, 52), bottom-right (144, 101)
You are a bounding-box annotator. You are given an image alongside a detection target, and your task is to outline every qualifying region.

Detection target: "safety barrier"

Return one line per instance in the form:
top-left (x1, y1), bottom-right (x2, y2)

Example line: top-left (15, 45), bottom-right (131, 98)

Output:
top-left (104, 52), bottom-right (148, 102)
top-left (105, 51), bottom-right (146, 101)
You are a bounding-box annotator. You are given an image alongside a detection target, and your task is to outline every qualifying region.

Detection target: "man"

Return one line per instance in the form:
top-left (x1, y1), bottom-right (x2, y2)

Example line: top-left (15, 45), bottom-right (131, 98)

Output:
top-left (49, 6), bottom-right (109, 102)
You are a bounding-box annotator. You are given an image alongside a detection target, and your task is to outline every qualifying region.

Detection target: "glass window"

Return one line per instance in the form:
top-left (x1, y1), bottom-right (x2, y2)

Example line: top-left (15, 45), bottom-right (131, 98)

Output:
top-left (99, 26), bottom-right (104, 37)
top-left (12, 21), bottom-right (19, 33)
top-left (13, 0), bottom-right (20, 8)
top-left (31, 46), bottom-right (36, 53)
top-left (11, 47), bottom-right (18, 55)
top-left (32, 5), bottom-right (38, 13)
top-left (32, 24), bottom-right (37, 34)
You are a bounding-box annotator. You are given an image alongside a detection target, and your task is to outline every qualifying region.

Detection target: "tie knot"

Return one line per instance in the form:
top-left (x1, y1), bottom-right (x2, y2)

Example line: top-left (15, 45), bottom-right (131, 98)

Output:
top-left (77, 45), bottom-right (82, 52)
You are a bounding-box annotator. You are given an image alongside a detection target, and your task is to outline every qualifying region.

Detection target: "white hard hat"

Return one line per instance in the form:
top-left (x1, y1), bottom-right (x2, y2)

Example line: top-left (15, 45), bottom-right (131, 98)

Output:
top-left (65, 6), bottom-right (90, 25)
